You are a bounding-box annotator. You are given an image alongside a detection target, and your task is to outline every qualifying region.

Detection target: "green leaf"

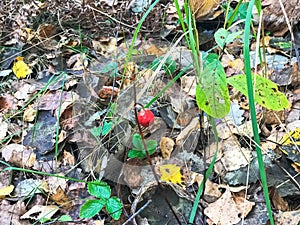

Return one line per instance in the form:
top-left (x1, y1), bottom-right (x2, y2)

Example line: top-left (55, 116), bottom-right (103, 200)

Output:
top-left (146, 139), bottom-right (158, 155)
top-left (58, 215), bottom-right (72, 222)
top-left (214, 28), bottom-right (243, 49)
top-left (79, 199), bottom-right (106, 219)
top-left (88, 181), bottom-right (111, 199)
top-left (128, 148), bottom-right (146, 159)
top-left (128, 137), bottom-right (157, 159)
top-left (106, 197), bottom-right (122, 220)
top-left (90, 121), bottom-right (113, 137)
top-left (102, 121), bottom-right (113, 135)
top-left (151, 56), bottom-right (176, 76)
top-left (164, 57), bottom-right (177, 76)
top-left (196, 54), bottom-right (230, 118)
top-left (132, 133), bottom-right (143, 149)
top-left (227, 74), bottom-right (290, 110)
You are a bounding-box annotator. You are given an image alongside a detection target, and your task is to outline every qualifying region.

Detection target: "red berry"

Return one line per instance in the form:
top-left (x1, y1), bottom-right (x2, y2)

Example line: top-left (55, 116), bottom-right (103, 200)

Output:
top-left (137, 109), bottom-right (155, 127)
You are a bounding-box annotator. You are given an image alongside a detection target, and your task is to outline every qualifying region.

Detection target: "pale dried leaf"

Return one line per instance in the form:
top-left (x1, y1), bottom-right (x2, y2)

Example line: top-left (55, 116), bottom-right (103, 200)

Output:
top-left (204, 189), bottom-right (241, 225)
top-left (21, 205), bottom-right (59, 220)
top-left (1, 144), bottom-right (36, 168)
top-left (160, 137), bottom-right (175, 159)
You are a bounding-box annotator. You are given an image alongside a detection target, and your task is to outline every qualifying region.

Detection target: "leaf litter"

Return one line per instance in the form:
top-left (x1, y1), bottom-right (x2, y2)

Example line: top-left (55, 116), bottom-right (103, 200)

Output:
top-left (0, 0), bottom-right (300, 224)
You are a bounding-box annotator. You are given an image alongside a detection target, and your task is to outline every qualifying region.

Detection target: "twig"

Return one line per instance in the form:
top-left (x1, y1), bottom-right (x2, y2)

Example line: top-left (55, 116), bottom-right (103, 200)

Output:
top-left (123, 200), bottom-right (152, 225)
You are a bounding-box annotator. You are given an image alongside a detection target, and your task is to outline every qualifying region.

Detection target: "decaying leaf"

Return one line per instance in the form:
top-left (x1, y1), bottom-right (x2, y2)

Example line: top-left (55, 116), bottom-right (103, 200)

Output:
top-left (275, 210), bottom-right (300, 225)
top-left (1, 144), bottom-right (36, 168)
top-left (189, 0), bottom-right (222, 20)
top-left (21, 205), bottom-right (59, 221)
top-left (204, 189), bottom-right (241, 225)
top-left (160, 137), bottom-right (175, 159)
top-left (14, 179), bottom-right (47, 197)
top-left (0, 119), bottom-right (8, 141)
top-left (188, 172), bottom-right (221, 203)
top-left (221, 136), bottom-right (252, 171)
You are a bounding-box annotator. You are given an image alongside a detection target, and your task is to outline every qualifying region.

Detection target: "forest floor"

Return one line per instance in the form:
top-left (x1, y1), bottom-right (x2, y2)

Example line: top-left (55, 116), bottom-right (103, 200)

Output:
top-left (0, 0), bottom-right (300, 225)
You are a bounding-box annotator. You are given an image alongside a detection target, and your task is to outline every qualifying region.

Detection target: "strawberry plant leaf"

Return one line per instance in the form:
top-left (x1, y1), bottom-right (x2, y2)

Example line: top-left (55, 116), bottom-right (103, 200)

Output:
top-left (132, 133), bottom-right (144, 149)
top-left (227, 74), bottom-right (290, 110)
top-left (146, 139), bottom-right (157, 155)
top-left (196, 54), bottom-right (230, 118)
top-left (106, 197), bottom-right (122, 220)
top-left (88, 181), bottom-right (111, 199)
top-left (128, 136), bottom-right (157, 159)
top-left (79, 199), bottom-right (106, 219)
top-left (128, 148), bottom-right (146, 159)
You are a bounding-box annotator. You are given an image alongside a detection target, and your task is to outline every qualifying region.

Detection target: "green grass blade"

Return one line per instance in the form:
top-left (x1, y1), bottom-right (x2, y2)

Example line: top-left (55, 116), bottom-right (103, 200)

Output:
top-left (243, 1), bottom-right (274, 224)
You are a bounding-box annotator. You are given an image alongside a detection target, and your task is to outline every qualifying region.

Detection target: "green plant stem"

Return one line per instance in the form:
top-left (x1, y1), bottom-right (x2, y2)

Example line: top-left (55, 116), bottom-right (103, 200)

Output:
top-left (0, 161), bottom-right (86, 183)
top-left (244, 1), bottom-right (274, 224)
top-left (188, 117), bottom-right (219, 224)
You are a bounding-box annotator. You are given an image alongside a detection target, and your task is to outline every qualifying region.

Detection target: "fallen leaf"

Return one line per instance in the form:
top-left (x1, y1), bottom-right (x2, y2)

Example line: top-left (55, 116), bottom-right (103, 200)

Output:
top-left (23, 105), bottom-right (37, 122)
top-left (21, 205), bottom-right (59, 221)
top-left (0, 185), bottom-right (14, 198)
top-left (0, 119), bottom-right (8, 141)
top-left (159, 164), bottom-right (186, 187)
top-left (14, 179), bottom-right (46, 197)
top-left (221, 136), bottom-right (252, 171)
top-left (160, 137), bottom-right (175, 159)
top-left (275, 210), bottom-right (300, 225)
top-left (188, 172), bottom-right (222, 202)
top-left (204, 189), bottom-right (241, 225)
top-left (50, 186), bottom-right (72, 209)
top-left (1, 144), bottom-right (36, 168)
top-left (189, 0), bottom-right (221, 20)
top-left (12, 56), bottom-right (32, 79)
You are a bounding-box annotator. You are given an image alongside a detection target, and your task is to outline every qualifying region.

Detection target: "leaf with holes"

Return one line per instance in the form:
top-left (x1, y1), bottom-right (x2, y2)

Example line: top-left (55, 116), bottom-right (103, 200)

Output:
top-left (227, 74), bottom-right (290, 110)
top-left (214, 28), bottom-right (243, 49)
top-left (196, 54), bottom-right (230, 118)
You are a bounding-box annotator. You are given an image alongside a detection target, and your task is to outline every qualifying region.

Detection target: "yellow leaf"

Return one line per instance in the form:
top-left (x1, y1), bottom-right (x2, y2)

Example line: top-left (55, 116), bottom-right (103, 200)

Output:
top-left (159, 164), bottom-right (185, 187)
top-left (12, 56), bottom-right (32, 79)
top-left (0, 185), bottom-right (14, 198)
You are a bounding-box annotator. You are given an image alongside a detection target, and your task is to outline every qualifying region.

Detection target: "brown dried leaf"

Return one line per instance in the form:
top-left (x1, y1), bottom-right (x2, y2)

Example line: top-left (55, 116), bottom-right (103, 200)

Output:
top-left (204, 189), bottom-right (241, 225)
top-left (160, 137), bottom-right (175, 159)
top-left (1, 144), bottom-right (36, 168)
top-left (189, 0), bottom-right (221, 20)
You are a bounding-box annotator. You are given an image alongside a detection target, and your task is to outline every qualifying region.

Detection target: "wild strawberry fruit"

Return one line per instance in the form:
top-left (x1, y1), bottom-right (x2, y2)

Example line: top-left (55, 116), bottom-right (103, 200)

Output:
top-left (137, 108), bottom-right (154, 127)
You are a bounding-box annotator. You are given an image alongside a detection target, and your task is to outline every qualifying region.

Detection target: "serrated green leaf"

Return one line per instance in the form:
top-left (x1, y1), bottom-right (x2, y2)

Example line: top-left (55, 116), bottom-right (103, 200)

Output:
top-left (132, 133), bottom-right (143, 149)
top-left (196, 55), bottom-right (230, 118)
top-left (106, 197), bottom-right (122, 220)
top-left (88, 181), bottom-right (111, 199)
top-left (80, 199), bottom-right (106, 219)
top-left (227, 74), bottom-right (290, 110)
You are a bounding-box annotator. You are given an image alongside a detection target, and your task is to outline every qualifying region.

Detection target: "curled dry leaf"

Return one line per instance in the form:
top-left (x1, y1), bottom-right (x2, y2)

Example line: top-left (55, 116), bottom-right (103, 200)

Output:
top-left (160, 137), bottom-right (175, 159)
top-left (23, 105), bottom-right (37, 122)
